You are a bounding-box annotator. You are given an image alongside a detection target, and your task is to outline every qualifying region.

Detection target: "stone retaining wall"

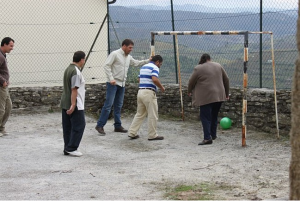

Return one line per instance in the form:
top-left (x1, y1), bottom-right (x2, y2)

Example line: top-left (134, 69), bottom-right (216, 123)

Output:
top-left (9, 83), bottom-right (291, 135)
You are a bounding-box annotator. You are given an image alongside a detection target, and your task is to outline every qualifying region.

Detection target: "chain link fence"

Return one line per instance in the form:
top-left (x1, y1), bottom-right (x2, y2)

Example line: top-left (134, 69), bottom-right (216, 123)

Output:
top-left (109, 0), bottom-right (297, 89)
top-left (1, 0), bottom-right (297, 89)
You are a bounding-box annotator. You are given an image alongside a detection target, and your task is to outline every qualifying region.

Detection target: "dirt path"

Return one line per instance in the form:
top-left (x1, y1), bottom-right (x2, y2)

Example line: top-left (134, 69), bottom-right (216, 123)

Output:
top-left (0, 112), bottom-right (290, 200)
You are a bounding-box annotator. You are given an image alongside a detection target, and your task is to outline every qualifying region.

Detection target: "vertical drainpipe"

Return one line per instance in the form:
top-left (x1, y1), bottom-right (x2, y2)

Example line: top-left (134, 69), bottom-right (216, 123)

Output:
top-left (170, 0), bottom-right (178, 84)
top-left (107, 0), bottom-right (117, 54)
top-left (259, 0), bottom-right (263, 88)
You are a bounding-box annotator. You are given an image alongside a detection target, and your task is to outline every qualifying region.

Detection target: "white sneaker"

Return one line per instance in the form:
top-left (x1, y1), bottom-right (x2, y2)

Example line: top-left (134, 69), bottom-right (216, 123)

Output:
top-left (0, 133), bottom-right (3, 137)
top-left (66, 150), bottom-right (83, 157)
top-left (0, 130), bottom-right (9, 135)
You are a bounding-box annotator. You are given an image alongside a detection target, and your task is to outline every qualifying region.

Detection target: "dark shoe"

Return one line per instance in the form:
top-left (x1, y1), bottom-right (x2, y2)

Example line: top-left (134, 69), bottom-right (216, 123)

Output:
top-left (114, 126), bottom-right (128, 133)
top-left (95, 126), bottom-right (106, 135)
top-left (198, 139), bottom-right (213, 145)
top-left (63, 150), bottom-right (69, 155)
top-left (148, 136), bottom-right (164, 141)
top-left (128, 135), bottom-right (140, 139)
top-left (212, 136), bottom-right (217, 140)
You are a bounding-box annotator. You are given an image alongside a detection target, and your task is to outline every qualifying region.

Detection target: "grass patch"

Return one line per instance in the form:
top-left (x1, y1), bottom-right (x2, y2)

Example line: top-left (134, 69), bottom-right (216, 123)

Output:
top-left (163, 182), bottom-right (237, 200)
top-left (164, 183), bottom-right (214, 200)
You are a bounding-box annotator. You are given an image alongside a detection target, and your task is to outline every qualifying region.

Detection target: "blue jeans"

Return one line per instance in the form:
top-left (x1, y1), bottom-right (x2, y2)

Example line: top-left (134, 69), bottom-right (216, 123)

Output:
top-left (97, 82), bottom-right (125, 128)
top-left (62, 107), bottom-right (86, 152)
top-left (200, 102), bottom-right (223, 140)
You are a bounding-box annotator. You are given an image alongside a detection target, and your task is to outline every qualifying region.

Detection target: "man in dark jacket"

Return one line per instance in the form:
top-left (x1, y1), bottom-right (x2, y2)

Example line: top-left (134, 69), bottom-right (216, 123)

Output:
top-left (188, 53), bottom-right (229, 145)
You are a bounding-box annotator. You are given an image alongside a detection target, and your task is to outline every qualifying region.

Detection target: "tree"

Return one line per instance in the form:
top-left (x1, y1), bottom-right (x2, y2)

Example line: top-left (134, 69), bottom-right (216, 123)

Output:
top-left (290, 2), bottom-right (300, 199)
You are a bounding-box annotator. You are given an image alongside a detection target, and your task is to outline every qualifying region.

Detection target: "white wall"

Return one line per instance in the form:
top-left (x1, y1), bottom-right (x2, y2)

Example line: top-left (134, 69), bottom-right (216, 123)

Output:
top-left (0, 0), bottom-right (108, 86)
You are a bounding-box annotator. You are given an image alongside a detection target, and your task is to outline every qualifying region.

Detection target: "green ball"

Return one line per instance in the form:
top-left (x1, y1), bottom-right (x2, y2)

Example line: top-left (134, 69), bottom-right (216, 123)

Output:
top-left (220, 117), bottom-right (232, 129)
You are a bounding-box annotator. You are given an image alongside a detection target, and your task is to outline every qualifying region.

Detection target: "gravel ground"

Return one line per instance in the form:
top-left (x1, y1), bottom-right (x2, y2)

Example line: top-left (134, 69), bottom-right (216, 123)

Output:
top-left (0, 112), bottom-right (290, 200)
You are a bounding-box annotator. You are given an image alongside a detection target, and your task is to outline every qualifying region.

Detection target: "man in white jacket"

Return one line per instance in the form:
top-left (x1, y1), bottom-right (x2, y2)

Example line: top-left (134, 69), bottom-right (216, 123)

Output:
top-left (95, 39), bottom-right (150, 135)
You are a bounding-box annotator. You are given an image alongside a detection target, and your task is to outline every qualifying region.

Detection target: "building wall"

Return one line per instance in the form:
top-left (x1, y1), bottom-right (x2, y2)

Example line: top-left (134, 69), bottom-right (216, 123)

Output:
top-left (0, 0), bottom-right (108, 86)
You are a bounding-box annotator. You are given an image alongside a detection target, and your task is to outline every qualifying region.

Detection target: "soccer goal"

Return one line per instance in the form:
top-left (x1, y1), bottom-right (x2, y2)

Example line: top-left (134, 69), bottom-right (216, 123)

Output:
top-left (150, 30), bottom-right (279, 147)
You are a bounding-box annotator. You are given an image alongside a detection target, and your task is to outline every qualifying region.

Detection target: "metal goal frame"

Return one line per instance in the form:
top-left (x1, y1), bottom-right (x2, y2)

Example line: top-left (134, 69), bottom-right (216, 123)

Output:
top-left (150, 30), bottom-right (279, 146)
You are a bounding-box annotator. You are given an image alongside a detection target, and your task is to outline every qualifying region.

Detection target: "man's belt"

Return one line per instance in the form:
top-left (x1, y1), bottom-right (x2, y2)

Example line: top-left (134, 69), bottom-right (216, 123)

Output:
top-left (139, 88), bottom-right (156, 92)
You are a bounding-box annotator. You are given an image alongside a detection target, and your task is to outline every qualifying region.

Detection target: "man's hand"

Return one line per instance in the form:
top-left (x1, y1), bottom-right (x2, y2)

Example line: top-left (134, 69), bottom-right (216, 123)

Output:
top-left (66, 105), bottom-right (75, 115)
top-left (160, 87), bottom-right (165, 93)
top-left (2, 81), bottom-right (8, 88)
top-left (110, 80), bottom-right (116, 85)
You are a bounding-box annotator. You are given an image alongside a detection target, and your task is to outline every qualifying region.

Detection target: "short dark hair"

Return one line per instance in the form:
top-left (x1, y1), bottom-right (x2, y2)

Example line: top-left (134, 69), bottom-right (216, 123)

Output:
top-left (122, 39), bottom-right (134, 46)
top-left (199, 53), bottom-right (211, 64)
top-left (73, 51), bottom-right (85, 62)
top-left (151, 55), bottom-right (163, 63)
top-left (1, 37), bottom-right (14, 46)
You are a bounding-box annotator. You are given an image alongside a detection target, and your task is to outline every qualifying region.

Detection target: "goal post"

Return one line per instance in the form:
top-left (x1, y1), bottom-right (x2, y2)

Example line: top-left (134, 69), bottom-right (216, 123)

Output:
top-left (150, 30), bottom-right (279, 146)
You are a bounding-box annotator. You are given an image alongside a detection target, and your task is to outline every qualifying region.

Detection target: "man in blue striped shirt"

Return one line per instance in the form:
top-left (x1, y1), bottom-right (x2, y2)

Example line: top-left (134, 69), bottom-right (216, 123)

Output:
top-left (128, 55), bottom-right (165, 140)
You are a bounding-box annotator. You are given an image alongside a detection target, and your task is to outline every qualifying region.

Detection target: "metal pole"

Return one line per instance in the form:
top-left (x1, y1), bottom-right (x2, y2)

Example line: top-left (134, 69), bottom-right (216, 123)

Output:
top-left (107, 1), bottom-right (111, 54)
top-left (270, 33), bottom-right (280, 139)
top-left (242, 32), bottom-right (249, 147)
top-left (107, 0), bottom-right (117, 52)
top-left (170, 0), bottom-right (178, 83)
top-left (259, 0), bottom-right (263, 88)
top-left (108, 15), bottom-right (121, 46)
top-left (174, 34), bottom-right (184, 121)
top-left (84, 13), bottom-right (108, 69)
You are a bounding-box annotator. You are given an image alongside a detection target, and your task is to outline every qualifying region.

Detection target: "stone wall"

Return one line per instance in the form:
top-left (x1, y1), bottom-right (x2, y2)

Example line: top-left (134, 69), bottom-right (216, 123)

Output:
top-left (9, 83), bottom-right (291, 135)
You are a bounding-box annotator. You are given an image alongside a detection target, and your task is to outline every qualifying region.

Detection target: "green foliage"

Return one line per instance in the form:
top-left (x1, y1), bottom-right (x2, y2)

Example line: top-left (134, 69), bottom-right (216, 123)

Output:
top-left (48, 107), bottom-right (54, 113)
top-left (126, 67), bottom-right (140, 84)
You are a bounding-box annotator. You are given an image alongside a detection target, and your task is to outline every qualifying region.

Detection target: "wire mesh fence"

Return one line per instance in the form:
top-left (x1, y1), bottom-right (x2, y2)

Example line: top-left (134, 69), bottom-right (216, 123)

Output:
top-left (1, 0), bottom-right (297, 89)
top-left (109, 0), bottom-right (297, 89)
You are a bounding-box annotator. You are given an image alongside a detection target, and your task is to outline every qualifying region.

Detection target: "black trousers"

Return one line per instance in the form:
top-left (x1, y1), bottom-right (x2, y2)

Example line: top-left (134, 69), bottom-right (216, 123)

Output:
top-left (62, 107), bottom-right (85, 152)
top-left (200, 102), bottom-right (223, 140)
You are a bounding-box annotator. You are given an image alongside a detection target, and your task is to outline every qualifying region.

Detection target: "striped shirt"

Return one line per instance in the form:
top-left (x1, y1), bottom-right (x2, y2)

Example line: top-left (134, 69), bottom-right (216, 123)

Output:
top-left (139, 62), bottom-right (159, 91)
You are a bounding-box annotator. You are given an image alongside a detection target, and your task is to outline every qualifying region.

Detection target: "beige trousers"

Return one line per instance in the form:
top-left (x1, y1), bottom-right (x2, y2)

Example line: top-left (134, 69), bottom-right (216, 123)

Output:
top-left (129, 89), bottom-right (158, 139)
top-left (0, 87), bottom-right (12, 131)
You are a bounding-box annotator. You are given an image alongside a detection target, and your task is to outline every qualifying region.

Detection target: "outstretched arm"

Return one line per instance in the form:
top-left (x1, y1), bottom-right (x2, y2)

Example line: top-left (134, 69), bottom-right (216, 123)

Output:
top-left (130, 56), bottom-right (150, 67)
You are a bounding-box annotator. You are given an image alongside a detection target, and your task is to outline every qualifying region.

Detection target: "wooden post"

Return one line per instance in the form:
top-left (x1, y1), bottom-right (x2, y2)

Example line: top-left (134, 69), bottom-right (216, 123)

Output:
top-left (174, 34), bottom-right (185, 121)
top-left (242, 32), bottom-right (249, 147)
top-left (150, 32), bottom-right (155, 56)
top-left (270, 33), bottom-right (280, 139)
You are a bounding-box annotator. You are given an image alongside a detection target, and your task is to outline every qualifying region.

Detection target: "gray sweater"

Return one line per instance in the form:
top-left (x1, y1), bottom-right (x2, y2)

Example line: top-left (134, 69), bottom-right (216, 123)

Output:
top-left (188, 61), bottom-right (229, 106)
top-left (0, 50), bottom-right (9, 86)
